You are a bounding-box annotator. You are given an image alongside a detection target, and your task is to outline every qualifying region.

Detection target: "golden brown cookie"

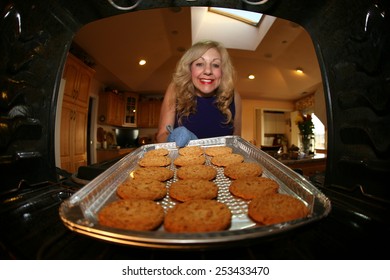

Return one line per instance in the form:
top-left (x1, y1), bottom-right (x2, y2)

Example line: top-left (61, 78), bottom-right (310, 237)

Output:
top-left (176, 165), bottom-right (217, 181)
top-left (173, 155), bottom-right (205, 167)
top-left (178, 146), bottom-right (204, 156)
top-left (211, 153), bottom-right (244, 167)
top-left (164, 199), bottom-right (232, 233)
top-left (224, 162), bottom-right (263, 179)
top-left (138, 155), bottom-right (171, 167)
top-left (132, 167), bottom-right (174, 182)
top-left (248, 193), bottom-right (309, 225)
top-left (204, 146), bottom-right (233, 157)
top-left (98, 199), bottom-right (164, 231)
top-left (169, 179), bottom-right (218, 202)
top-left (144, 148), bottom-right (169, 157)
top-left (117, 178), bottom-right (167, 200)
top-left (229, 177), bottom-right (279, 200)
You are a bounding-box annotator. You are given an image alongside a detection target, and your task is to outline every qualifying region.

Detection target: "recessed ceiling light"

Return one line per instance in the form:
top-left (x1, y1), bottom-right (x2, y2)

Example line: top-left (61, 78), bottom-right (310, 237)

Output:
top-left (295, 67), bottom-right (304, 74)
top-left (139, 59), bottom-right (146, 66)
top-left (248, 74), bottom-right (255, 80)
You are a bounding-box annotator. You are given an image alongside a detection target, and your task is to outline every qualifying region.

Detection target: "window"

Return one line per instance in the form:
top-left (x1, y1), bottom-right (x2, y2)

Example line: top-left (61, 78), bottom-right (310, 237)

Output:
top-left (208, 7), bottom-right (263, 26)
top-left (303, 109), bottom-right (326, 150)
top-left (312, 114), bottom-right (326, 150)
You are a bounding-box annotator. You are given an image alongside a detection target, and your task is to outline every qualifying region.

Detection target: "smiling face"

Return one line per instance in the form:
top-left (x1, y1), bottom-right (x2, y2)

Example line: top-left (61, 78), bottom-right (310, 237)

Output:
top-left (190, 47), bottom-right (222, 97)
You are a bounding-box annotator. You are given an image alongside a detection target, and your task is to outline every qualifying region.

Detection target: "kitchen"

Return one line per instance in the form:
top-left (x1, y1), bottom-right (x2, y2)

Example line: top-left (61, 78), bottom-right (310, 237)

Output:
top-left (0, 0), bottom-right (389, 261)
top-left (56, 6), bottom-right (327, 179)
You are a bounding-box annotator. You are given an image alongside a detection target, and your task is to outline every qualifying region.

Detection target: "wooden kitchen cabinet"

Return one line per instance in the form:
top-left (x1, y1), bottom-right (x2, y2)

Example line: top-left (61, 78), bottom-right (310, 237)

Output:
top-left (60, 53), bottom-right (95, 174)
top-left (98, 91), bottom-right (125, 126)
top-left (62, 53), bottom-right (95, 107)
top-left (137, 100), bottom-right (162, 128)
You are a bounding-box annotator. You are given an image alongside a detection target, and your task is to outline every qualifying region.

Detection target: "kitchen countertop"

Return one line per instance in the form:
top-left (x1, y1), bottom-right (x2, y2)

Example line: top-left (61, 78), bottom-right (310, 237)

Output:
top-left (279, 153), bottom-right (326, 164)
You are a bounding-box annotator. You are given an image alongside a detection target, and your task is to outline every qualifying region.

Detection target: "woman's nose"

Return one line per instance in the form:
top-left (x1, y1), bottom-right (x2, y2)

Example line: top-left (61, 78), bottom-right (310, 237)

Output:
top-left (203, 64), bottom-right (212, 74)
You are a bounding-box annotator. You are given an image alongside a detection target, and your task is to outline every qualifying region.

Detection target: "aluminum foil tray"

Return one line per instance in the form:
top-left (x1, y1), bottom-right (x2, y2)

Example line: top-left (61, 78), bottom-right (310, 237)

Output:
top-left (59, 136), bottom-right (331, 249)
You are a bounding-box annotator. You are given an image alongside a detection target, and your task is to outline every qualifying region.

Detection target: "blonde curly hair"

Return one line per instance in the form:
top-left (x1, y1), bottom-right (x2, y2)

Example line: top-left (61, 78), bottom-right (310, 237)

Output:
top-left (172, 40), bottom-right (236, 125)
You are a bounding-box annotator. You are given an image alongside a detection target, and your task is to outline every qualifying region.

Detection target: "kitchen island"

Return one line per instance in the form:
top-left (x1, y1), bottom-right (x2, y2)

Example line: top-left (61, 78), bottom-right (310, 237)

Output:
top-left (279, 153), bottom-right (326, 177)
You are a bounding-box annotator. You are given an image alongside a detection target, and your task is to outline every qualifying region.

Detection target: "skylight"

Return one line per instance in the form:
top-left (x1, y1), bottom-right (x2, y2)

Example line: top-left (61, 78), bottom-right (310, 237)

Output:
top-left (208, 7), bottom-right (263, 26)
top-left (191, 7), bottom-right (275, 51)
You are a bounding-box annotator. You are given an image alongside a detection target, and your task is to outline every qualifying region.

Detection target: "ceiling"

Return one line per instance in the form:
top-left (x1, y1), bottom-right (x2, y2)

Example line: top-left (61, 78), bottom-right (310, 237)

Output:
top-left (73, 6), bottom-right (322, 101)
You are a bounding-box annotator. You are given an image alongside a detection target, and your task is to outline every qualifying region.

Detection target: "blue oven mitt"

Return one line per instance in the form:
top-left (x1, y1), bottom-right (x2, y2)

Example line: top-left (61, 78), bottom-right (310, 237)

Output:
top-left (166, 125), bottom-right (198, 147)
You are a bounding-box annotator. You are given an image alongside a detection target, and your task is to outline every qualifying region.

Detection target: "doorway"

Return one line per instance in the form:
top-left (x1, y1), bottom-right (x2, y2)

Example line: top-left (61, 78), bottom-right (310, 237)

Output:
top-left (255, 108), bottom-right (290, 148)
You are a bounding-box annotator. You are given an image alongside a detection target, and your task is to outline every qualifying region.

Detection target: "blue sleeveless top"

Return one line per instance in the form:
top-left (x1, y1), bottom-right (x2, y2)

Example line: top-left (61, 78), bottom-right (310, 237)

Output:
top-left (174, 95), bottom-right (235, 139)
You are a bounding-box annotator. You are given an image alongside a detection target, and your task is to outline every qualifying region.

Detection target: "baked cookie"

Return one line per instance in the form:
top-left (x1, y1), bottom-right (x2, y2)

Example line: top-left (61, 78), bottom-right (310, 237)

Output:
top-left (224, 162), bottom-right (263, 179)
top-left (138, 155), bottom-right (171, 167)
top-left (229, 177), bottom-right (279, 200)
top-left (173, 155), bottom-right (205, 167)
top-left (132, 167), bottom-right (174, 182)
top-left (248, 193), bottom-right (309, 225)
top-left (98, 199), bottom-right (164, 231)
top-left (164, 199), bottom-right (232, 232)
top-left (176, 165), bottom-right (217, 181)
top-left (178, 146), bottom-right (204, 156)
top-left (144, 148), bottom-right (169, 157)
top-left (211, 153), bottom-right (244, 167)
top-left (204, 146), bottom-right (233, 157)
top-left (169, 179), bottom-right (218, 202)
top-left (117, 178), bottom-right (167, 200)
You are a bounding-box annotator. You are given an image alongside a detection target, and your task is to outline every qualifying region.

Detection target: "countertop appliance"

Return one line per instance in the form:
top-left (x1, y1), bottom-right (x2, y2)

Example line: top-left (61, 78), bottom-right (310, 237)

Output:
top-left (0, 0), bottom-right (389, 259)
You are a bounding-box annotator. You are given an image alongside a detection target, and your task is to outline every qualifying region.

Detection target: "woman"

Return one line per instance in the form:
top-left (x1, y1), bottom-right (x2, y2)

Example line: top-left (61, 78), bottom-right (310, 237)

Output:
top-left (156, 40), bottom-right (241, 146)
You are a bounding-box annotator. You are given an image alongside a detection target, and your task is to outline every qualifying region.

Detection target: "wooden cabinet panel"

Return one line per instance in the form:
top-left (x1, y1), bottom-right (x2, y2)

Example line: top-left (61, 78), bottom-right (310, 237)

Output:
top-left (60, 101), bottom-right (88, 173)
top-left (62, 60), bottom-right (79, 102)
top-left (137, 100), bottom-right (162, 128)
top-left (136, 101), bottom-right (150, 128)
top-left (98, 92), bottom-right (125, 126)
top-left (62, 53), bottom-right (94, 107)
top-left (73, 108), bottom-right (88, 160)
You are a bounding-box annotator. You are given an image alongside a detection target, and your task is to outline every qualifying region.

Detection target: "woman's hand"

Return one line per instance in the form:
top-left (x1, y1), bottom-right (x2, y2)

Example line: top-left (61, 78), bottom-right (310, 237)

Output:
top-left (167, 125), bottom-right (198, 147)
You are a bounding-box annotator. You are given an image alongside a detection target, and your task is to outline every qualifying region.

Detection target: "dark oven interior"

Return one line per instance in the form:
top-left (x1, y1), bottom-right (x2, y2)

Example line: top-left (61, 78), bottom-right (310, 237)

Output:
top-left (0, 0), bottom-right (389, 259)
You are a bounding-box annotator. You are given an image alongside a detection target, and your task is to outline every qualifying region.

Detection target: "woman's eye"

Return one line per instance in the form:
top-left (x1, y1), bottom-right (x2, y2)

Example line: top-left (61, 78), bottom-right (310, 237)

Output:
top-left (195, 62), bottom-right (204, 67)
top-left (212, 63), bottom-right (220, 68)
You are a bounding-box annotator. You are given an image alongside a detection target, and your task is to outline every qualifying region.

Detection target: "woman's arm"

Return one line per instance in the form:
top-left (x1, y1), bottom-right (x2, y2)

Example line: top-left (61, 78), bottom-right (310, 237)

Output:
top-left (233, 90), bottom-right (242, 136)
top-left (156, 83), bottom-right (177, 143)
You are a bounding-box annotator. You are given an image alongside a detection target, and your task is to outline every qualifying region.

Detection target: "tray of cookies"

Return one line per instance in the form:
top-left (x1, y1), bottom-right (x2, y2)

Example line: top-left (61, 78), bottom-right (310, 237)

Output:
top-left (59, 136), bottom-right (331, 249)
